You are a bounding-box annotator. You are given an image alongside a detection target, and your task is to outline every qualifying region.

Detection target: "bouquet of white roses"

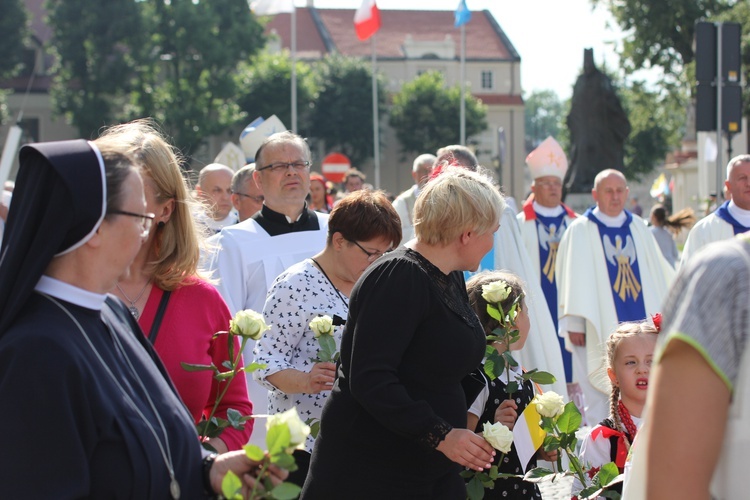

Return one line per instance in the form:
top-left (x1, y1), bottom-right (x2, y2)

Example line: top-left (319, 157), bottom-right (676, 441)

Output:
top-left (181, 309), bottom-right (270, 449)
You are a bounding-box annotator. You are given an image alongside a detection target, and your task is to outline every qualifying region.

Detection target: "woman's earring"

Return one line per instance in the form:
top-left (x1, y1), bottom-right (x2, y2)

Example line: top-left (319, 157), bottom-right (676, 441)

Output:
top-left (157, 221), bottom-right (166, 229)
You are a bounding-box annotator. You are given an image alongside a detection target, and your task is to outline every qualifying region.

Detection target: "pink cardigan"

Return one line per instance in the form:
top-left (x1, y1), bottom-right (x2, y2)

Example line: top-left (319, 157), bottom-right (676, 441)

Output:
top-left (139, 277), bottom-right (253, 450)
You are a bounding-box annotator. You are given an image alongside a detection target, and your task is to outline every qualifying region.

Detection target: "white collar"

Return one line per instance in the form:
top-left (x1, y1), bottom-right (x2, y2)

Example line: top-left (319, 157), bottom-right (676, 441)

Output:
top-left (727, 200), bottom-right (750, 227)
top-left (592, 206), bottom-right (627, 227)
top-left (533, 201), bottom-right (565, 217)
top-left (34, 275), bottom-right (107, 310)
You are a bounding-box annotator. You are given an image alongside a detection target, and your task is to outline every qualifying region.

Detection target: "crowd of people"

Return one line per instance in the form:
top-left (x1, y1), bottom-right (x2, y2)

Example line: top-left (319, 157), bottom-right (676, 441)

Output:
top-left (1, 121), bottom-right (749, 499)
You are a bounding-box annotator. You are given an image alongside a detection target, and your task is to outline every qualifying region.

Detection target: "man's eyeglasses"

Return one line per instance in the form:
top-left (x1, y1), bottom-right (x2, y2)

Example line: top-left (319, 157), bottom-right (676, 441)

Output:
top-left (257, 161), bottom-right (311, 174)
top-left (233, 192), bottom-right (264, 203)
top-left (108, 210), bottom-right (155, 238)
top-left (347, 239), bottom-right (390, 263)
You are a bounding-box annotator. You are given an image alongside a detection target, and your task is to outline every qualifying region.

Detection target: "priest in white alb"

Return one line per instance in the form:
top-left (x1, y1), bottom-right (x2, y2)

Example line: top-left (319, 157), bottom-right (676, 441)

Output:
top-left (556, 169), bottom-right (674, 424)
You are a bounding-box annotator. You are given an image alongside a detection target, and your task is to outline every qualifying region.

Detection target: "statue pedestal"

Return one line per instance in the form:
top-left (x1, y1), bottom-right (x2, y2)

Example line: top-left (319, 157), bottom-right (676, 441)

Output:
top-left (563, 192), bottom-right (594, 215)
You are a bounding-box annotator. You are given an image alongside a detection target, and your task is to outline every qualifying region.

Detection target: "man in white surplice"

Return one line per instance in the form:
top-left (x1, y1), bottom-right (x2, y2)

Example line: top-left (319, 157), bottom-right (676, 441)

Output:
top-left (204, 131), bottom-right (328, 445)
top-left (556, 169), bottom-right (673, 424)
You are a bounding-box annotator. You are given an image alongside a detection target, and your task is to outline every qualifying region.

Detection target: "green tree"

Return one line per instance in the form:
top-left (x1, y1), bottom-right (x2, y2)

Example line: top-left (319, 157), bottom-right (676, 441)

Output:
top-left (135, 0), bottom-right (265, 156)
top-left (0, 0), bottom-right (29, 125)
top-left (45, 0), bottom-right (144, 137)
top-left (591, 0), bottom-right (734, 74)
top-left (309, 55), bottom-right (387, 166)
top-left (235, 50), bottom-right (317, 135)
top-left (389, 71), bottom-right (487, 158)
top-left (524, 89), bottom-right (565, 150)
top-left (621, 80), bottom-right (687, 180)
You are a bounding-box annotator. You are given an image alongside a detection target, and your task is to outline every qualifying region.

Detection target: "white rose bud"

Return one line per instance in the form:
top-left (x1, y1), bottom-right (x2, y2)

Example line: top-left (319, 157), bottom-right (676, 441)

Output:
top-left (534, 391), bottom-right (566, 419)
top-left (481, 281), bottom-right (511, 304)
top-left (482, 421), bottom-right (513, 453)
top-left (229, 309), bottom-right (270, 341)
top-left (309, 315), bottom-right (334, 338)
top-left (266, 407), bottom-right (311, 450)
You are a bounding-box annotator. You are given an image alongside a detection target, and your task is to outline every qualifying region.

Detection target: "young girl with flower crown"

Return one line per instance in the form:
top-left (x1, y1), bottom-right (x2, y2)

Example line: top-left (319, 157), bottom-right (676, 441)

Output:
top-left (578, 317), bottom-right (660, 494)
top-left (465, 270), bottom-right (557, 499)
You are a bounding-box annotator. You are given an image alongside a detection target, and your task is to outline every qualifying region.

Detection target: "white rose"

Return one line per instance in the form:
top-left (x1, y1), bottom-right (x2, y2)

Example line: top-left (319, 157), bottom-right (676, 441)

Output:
top-left (266, 408), bottom-right (311, 450)
top-left (482, 421), bottom-right (513, 453)
top-left (309, 315), bottom-right (334, 338)
top-left (229, 309), bottom-right (270, 341)
top-left (481, 281), bottom-right (511, 304)
top-left (534, 391), bottom-right (565, 419)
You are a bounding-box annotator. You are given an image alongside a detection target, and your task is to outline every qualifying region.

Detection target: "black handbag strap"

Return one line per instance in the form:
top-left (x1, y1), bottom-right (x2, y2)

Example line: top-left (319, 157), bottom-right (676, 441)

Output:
top-left (148, 290), bottom-right (171, 344)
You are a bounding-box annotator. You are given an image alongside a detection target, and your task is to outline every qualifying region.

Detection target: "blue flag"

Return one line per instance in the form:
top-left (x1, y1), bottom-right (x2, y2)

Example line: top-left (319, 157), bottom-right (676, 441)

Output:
top-left (454, 0), bottom-right (471, 27)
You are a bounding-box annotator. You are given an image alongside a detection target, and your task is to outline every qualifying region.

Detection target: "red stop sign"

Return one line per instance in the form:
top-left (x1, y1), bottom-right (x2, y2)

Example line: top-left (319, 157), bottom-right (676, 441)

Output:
top-left (321, 153), bottom-right (351, 184)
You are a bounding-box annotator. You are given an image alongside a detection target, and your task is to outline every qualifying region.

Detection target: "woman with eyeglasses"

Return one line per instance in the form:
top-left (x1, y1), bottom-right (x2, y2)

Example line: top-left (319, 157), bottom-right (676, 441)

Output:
top-left (253, 189), bottom-right (401, 485)
top-left (0, 139), bottom-right (284, 498)
top-left (96, 120), bottom-right (253, 453)
top-left (301, 167), bottom-right (503, 500)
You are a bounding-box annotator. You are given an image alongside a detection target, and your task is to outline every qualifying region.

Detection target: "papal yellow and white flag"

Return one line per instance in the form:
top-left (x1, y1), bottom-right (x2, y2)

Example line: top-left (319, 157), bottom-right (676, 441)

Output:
top-left (513, 402), bottom-right (547, 472)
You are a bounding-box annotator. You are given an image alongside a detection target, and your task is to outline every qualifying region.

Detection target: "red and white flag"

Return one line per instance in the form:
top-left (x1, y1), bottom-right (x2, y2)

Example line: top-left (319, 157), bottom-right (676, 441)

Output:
top-left (354, 0), bottom-right (381, 41)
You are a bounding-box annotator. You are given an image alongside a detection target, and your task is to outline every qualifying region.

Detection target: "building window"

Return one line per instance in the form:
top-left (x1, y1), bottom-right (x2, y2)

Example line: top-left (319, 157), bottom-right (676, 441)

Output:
top-left (481, 71), bottom-right (494, 90)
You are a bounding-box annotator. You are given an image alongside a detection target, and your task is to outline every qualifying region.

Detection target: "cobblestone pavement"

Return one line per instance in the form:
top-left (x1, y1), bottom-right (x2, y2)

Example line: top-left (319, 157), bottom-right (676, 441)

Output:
top-left (538, 475), bottom-right (573, 499)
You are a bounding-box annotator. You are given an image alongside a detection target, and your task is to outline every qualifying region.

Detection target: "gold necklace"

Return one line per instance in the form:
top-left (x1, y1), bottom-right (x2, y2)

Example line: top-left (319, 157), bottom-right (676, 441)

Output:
top-left (115, 281), bottom-right (150, 319)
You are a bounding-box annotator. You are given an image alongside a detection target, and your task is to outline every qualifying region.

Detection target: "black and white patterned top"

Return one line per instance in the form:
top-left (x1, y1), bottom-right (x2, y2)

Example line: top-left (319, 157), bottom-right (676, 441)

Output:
top-left (253, 258), bottom-right (348, 452)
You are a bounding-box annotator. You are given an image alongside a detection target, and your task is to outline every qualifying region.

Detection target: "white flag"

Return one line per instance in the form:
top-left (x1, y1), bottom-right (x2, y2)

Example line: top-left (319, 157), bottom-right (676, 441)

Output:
top-left (250, 0), bottom-right (294, 16)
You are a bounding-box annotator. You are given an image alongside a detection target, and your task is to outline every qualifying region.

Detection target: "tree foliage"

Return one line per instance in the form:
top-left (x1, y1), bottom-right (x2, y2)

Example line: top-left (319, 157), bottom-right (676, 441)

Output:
top-left (524, 89), bottom-right (565, 150)
top-left (235, 50), bottom-right (317, 135)
top-left (46, 0), bottom-right (144, 137)
top-left (46, 0), bottom-right (265, 155)
top-left (620, 80), bottom-right (687, 180)
top-left (0, 0), bottom-right (29, 125)
top-left (591, 0), bottom-right (735, 74)
top-left (389, 71), bottom-right (487, 158)
top-left (134, 0), bottom-right (265, 156)
top-left (310, 54), bottom-right (387, 167)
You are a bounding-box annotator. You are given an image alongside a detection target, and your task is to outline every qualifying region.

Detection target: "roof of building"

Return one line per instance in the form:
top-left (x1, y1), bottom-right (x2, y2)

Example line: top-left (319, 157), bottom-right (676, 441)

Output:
top-left (266, 8), bottom-right (520, 61)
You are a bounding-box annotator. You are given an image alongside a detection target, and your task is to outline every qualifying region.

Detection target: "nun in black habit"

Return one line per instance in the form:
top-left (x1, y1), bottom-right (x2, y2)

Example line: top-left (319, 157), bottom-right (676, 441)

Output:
top-left (0, 140), bottom-right (283, 498)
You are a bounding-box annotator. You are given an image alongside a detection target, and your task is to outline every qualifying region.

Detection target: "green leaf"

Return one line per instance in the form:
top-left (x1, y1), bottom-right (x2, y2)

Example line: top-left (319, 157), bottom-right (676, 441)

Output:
top-left (522, 467), bottom-right (556, 482)
top-left (543, 436), bottom-right (560, 451)
top-left (270, 482), bottom-right (302, 500)
top-left (495, 472), bottom-right (524, 480)
top-left (600, 489), bottom-right (623, 499)
top-left (501, 350), bottom-right (519, 367)
top-left (221, 360), bottom-right (234, 370)
top-left (486, 304), bottom-right (502, 322)
top-left (226, 408), bottom-right (244, 428)
top-left (459, 470), bottom-right (475, 479)
top-left (266, 424), bottom-right (292, 456)
top-left (221, 470), bottom-right (243, 500)
top-left (307, 419), bottom-right (321, 439)
top-left (580, 486), bottom-right (602, 499)
top-left (598, 462), bottom-right (622, 487)
top-left (505, 381), bottom-right (519, 396)
top-left (214, 371), bottom-right (234, 381)
top-left (556, 402), bottom-right (582, 434)
top-left (466, 475), bottom-right (485, 500)
top-left (271, 452), bottom-right (296, 470)
top-left (487, 465), bottom-right (499, 479)
top-left (524, 371), bottom-right (557, 385)
top-left (243, 362), bottom-right (267, 373)
top-left (243, 444), bottom-right (265, 461)
top-left (319, 334), bottom-right (336, 353)
top-left (181, 362), bottom-right (216, 372)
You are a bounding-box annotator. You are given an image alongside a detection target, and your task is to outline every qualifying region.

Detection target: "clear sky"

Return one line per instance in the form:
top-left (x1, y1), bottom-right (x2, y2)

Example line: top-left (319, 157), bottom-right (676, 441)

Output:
top-left (306, 0), bottom-right (627, 99)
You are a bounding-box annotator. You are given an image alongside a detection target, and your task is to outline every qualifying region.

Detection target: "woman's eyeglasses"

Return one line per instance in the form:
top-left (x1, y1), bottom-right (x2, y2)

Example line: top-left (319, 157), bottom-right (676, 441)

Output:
top-left (109, 210), bottom-right (156, 239)
top-left (347, 239), bottom-right (390, 263)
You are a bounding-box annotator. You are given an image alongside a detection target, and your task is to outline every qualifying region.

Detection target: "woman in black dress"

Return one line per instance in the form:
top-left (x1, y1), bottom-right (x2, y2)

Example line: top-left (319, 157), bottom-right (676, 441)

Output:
top-left (301, 167), bottom-right (506, 499)
top-left (0, 139), bottom-right (283, 498)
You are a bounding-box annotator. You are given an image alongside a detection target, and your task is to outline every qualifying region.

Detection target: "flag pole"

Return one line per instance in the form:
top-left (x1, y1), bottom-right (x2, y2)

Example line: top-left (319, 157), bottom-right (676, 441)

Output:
top-left (291, 6), bottom-right (298, 133)
top-left (460, 22), bottom-right (466, 146)
top-left (371, 35), bottom-right (380, 189)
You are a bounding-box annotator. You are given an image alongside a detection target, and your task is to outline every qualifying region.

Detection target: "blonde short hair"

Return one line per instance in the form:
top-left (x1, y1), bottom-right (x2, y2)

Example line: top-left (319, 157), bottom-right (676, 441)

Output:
top-left (94, 119), bottom-right (204, 290)
top-left (414, 166), bottom-right (505, 246)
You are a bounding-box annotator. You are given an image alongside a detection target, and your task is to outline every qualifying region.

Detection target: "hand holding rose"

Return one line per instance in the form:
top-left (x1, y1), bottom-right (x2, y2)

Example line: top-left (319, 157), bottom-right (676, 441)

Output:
top-left (436, 428), bottom-right (496, 471)
top-left (493, 399), bottom-right (518, 430)
top-left (305, 362), bottom-right (336, 394)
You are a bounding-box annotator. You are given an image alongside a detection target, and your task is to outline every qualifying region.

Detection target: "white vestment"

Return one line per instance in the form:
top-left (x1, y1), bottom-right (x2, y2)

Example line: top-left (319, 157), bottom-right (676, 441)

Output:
top-left (556, 212), bottom-right (674, 423)
top-left (680, 212), bottom-right (735, 266)
top-left (517, 206), bottom-right (577, 280)
top-left (203, 212), bottom-right (329, 446)
top-left (492, 206), bottom-right (568, 397)
top-left (392, 185), bottom-right (418, 245)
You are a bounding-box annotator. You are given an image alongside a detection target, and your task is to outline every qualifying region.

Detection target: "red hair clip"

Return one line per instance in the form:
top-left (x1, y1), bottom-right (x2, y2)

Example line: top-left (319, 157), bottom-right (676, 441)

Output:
top-left (651, 313), bottom-right (662, 333)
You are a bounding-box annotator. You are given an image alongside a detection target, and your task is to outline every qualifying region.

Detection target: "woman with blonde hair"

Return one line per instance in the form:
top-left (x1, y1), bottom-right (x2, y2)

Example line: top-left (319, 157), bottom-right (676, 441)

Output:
top-left (97, 120), bottom-right (253, 452)
top-left (302, 167), bottom-right (504, 499)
